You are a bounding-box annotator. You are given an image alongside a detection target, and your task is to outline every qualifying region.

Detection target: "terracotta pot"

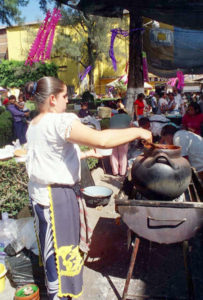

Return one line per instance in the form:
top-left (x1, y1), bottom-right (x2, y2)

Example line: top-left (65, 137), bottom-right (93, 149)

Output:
top-left (131, 144), bottom-right (192, 200)
top-left (14, 284), bottom-right (40, 300)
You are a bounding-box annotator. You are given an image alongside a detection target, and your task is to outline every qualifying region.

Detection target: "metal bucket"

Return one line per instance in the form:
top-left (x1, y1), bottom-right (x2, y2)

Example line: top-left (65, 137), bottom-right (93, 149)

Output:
top-left (82, 185), bottom-right (113, 207)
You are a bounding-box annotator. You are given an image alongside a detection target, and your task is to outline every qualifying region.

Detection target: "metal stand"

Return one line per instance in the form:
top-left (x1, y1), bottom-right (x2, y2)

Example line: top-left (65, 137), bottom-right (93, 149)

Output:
top-left (122, 234), bottom-right (194, 300)
top-left (183, 241), bottom-right (195, 300)
top-left (122, 236), bottom-right (140, 300)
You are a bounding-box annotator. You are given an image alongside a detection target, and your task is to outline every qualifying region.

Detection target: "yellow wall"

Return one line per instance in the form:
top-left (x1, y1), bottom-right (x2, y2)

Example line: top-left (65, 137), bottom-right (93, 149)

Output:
top-left (6, 21), bottom-right (128, 95)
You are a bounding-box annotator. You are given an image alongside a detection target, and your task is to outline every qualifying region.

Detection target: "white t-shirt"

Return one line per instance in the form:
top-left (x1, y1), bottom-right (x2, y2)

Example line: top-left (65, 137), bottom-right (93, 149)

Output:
top-left (26, 112), bottom-right (81, 205)
top-left (173, 130), bottom-right (203, 172)
top-left (157, 98), bottom-right (168, 114)
top-left (174, 94), bottom-right (184, 114)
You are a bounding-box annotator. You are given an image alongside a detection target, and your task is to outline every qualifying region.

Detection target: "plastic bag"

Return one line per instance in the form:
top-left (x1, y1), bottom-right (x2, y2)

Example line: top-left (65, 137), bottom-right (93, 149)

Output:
top-left (5, 249), bottom-right (45, 293)
top-left (4, 217), bottom-right (38, 256)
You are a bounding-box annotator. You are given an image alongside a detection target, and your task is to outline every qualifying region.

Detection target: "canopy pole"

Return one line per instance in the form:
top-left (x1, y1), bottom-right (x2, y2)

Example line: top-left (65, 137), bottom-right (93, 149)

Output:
top-left (126, 12), bottom-right (144, 117)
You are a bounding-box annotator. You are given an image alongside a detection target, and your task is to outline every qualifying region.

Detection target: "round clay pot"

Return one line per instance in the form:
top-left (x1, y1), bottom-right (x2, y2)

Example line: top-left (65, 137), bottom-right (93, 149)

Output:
top-left (14, 284), bottom-right (40, 300)
top-left (131, 144), bottom-right (192, 200)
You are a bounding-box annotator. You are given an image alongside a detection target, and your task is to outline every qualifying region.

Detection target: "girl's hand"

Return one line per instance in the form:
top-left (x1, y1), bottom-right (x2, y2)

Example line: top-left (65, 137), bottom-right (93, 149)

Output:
top-left (81, 149), bottom-right (103, 159)
top-left (139, 128), bottom-right (152, 143)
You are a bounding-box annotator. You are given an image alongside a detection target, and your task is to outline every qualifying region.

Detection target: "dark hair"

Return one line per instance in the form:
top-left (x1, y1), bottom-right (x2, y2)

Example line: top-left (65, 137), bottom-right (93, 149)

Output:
top-left (9, 95), bottom-right (16, 101)
top-left (160, 91), bottom-right (166, 97)
top-left (118, 108), bottom-right (127, 114)
top-left (138, 117), bottom-right (150, 127)
top-left (24, 77), bottom-right (65, 106)
top-left (168, 92), bottom-right (175, 97)
top-left (137, 93), bottom-right (145, 100)
top-left (18, 93), bottom-right (25, 101)
top-left (81, 102), bottom-right (88, 107)
top-left (188, 102), bottom-right (201, 115)
top-left (161, 125), bottom-right (178, 137)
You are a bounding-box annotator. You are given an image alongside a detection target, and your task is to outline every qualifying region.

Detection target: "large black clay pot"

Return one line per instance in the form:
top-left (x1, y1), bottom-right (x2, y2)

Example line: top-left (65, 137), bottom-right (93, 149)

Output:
top-left (131, 144), bottom-right (192, 200)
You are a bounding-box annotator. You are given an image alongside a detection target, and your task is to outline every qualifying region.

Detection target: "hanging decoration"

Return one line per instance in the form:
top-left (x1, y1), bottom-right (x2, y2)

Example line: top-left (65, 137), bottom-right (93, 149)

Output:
top-left (142, 52), bottom-right (149, 82)
top-left (167, 71), bottom-right (184, 90)
top-left (177, 71), bottom-right (185, 90)
top-left (109, 27), bottom-right (144, 71)
top-left (25, 8), bottom-right (61, 66)
top-left (79, 66), bottom-right (92, 81)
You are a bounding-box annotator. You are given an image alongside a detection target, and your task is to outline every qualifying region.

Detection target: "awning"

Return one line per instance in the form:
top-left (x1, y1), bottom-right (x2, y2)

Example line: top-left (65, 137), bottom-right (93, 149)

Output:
top-left (64, 0), bottom-right (203, 30)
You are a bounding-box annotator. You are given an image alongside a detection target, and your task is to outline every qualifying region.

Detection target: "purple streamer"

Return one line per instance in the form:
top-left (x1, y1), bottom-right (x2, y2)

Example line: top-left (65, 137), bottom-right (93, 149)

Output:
top-left (79, 65), bottom-right (92, 81)
top-left (109, 28), bottom-right (144, 71)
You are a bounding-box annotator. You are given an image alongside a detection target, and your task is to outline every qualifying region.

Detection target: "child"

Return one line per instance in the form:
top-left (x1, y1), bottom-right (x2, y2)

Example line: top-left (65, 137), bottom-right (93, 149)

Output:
top-left (78, 102), bottom-right (91, 118)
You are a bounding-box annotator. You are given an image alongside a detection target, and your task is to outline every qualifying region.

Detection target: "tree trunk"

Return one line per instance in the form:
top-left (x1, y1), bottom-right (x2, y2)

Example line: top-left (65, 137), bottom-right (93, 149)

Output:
top-left (126, 12), bottom-right (144, 117)
top-left (89, 67), bottom-right (94, 92)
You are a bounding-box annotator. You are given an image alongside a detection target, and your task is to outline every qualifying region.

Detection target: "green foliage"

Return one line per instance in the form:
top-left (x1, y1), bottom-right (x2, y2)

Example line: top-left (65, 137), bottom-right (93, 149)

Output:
top-left (80, 145), bottom-right (98, 170)
top-left (0, 110), bottom-right (13, 147)
top-left (0, 160), bottom-right (29, 217)
top-left (25, 100), bottom-right (36, 111)
top-left (0, 60), bottom-right (58, 88)
top-left (0, 147), bottom-right (97, 216)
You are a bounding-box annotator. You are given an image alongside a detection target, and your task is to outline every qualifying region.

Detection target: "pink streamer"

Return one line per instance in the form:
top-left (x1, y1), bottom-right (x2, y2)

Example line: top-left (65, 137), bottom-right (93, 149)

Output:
top-left (167, 77), bottom-right (178, 87)
top-left (177, 71), bottom-right (184, 90)
top-left (25, 8), bottom-right (61, 66)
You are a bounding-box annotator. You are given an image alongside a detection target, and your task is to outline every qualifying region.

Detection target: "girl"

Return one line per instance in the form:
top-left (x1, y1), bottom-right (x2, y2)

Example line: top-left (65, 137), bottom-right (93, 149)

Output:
top-left (25, 77), bottom-right (151, 300)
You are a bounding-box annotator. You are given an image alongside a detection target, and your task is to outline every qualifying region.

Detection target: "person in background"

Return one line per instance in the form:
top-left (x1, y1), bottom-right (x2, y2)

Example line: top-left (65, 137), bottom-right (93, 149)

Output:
top-left (7, 95), bottom-right (29, 144)
top-left (109, 109), bottom-right (132, 176)
top-left (167, 92), bottom-right (177, 114)
top-left (134, 93), bottom-right (145, 120)
top-left (150, 92), bottom-right (158, 114)
top-left (138, 117), bottom-right (151, 131)
top-left (182, 102), bottom-right (203, 135)
top-left (24, 76), bottom-right (152, 300)
top-left (160, 125), bottom-right (203, 182)
top-left (157, 91), bottom-right (168, 114)
top-left (198, 94), bottom-right (203, 113)
top-left (16, 93), bottom-right (31, 123)
top-left (173, 87), bottom-right (185, 115)
top-left (116, 98), bottom-right (125, 110)
top-left (2, 98), bottom-right (9, 107)
top-left (78, 102), bottom-right (91, 118)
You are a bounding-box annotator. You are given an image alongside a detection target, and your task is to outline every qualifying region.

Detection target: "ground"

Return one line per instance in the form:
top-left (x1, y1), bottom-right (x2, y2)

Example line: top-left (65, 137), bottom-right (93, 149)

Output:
top-left (2, 167), bottom-right (203, 300)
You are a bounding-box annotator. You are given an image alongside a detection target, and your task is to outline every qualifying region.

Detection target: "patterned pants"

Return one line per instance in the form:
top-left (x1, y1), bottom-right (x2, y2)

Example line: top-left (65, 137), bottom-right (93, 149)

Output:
top-left (32, 186), bottom-right (83, 300)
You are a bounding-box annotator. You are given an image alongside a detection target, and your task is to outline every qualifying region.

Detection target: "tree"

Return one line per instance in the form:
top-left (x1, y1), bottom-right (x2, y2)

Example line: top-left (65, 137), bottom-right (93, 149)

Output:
top-left (0, 0), bottom-right (30, 25)
top-left (52, 7), bottom-right (125, 91)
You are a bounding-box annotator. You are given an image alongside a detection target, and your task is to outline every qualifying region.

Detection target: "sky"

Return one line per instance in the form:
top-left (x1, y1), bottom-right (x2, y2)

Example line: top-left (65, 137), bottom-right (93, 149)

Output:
top-left (0, 0), bottom-right (55, 26)
top-left (20, 1), bottom-right (55, 24)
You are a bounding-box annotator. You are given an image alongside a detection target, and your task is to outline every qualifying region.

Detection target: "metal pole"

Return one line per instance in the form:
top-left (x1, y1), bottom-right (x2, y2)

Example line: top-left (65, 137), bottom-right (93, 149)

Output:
top-left (182, 241), bottom-right (195, 300)
top-left (122, 236), bottom-right (140, 300)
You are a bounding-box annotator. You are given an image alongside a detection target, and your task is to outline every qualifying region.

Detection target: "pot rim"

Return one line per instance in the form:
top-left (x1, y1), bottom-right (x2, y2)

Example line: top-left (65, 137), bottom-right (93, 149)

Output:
top-left (144, 144), bottom-right (181, 150)
top-left (81, 185), bottom-right (113, 199)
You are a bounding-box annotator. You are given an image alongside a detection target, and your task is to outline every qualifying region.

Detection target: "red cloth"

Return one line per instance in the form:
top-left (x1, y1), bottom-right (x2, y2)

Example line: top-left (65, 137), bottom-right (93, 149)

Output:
top-left (134, 99), bottom-right (144, 116)
top-left (182, 113), bottom-right (203, 135)
top-left (2, 98), bottom-right (9, 105)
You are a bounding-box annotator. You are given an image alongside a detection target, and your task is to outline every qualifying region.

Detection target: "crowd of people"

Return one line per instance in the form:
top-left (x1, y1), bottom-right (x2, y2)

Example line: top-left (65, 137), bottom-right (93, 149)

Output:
top-left (2, 93), bottom-right (30, 144)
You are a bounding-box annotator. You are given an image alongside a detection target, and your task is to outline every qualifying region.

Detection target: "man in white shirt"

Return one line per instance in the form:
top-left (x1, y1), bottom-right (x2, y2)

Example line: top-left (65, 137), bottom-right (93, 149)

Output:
top-left (160, 125), bottom-right (203, 181)
top-left (157, 91), bottom-right (168, 114)
top-left (173, 88), bottom-right (184, 115)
